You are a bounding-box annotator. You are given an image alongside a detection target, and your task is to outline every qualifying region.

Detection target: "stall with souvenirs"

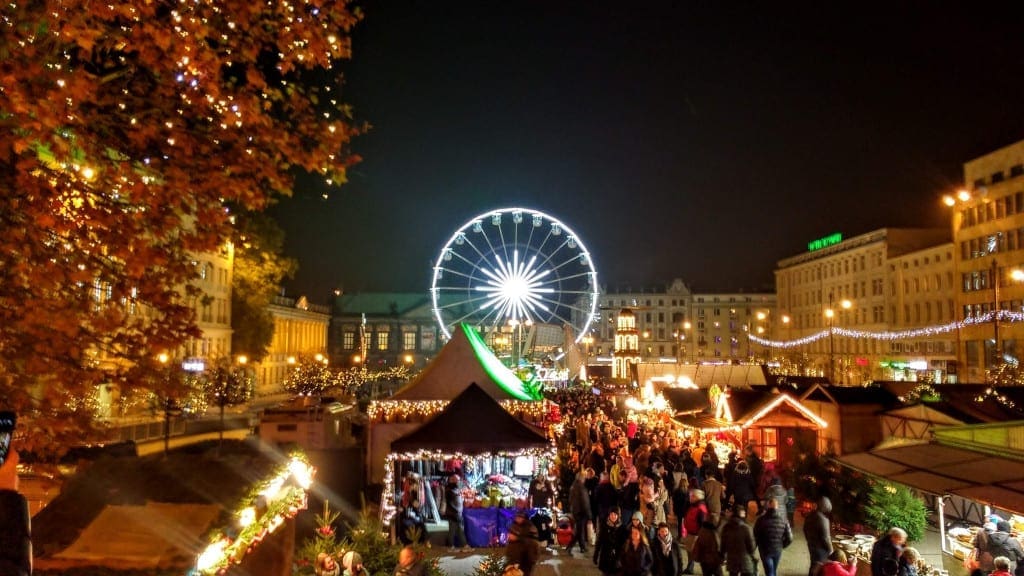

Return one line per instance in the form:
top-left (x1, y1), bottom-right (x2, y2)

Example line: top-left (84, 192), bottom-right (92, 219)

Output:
top-left (381, 383), bottom-right (556, 547)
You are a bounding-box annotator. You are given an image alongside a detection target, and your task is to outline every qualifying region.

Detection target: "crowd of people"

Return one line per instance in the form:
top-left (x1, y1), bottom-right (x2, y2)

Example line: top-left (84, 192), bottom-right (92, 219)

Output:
top-left (342, 386), bottom-right (929, 576)
top-left (543, 387), bottom-right (805, 576)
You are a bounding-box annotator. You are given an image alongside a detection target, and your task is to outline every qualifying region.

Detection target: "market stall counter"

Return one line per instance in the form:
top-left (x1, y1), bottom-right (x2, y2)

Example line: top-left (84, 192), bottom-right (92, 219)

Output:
top-left (463, 507), bottom-right (543, 547)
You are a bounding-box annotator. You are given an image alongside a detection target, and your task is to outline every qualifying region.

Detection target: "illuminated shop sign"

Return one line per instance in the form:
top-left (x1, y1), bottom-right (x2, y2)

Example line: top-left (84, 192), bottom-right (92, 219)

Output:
top-left (807, 233), bottom-right (843, 252)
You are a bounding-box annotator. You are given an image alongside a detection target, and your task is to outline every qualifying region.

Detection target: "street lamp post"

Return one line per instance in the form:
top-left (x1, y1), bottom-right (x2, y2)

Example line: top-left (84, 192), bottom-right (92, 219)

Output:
top-left (684, 321), bottom-right (693, 363)
top-left (826, 294), bottom-right (852, 384)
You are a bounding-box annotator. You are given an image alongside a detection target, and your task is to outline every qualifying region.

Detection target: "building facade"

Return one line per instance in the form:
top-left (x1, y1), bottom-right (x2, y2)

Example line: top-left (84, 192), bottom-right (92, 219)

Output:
top-left (774, 228), bottom-right (953, 384)
top-left (949, 138), bottom-right (1024, 382)
top-left (329, 293), bottom-right (440, 369)
top-left (258, 295), bottom-right (331, 396)
top-left (585, 279), bottom-right (776, 367)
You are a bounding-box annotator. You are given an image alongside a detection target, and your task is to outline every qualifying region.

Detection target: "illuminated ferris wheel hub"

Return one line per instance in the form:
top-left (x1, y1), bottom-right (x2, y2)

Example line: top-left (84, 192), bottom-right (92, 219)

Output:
top-left (430, 207), bottom-right (600, 361)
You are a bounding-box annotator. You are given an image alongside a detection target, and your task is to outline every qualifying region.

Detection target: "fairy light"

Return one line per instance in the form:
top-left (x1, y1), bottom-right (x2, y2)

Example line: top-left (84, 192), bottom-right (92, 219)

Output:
top-left (196, 453), bottom-right (315, 575)
top-left (368, 399), bottom-right (547, 422)
top-left (748, 312), bottom-right (1021, 348)
top-left (741, 393), bottom-right (828, 429)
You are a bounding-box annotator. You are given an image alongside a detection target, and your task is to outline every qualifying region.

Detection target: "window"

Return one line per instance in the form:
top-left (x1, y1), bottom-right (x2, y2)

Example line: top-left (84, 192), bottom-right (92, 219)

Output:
top-left (1011, 164), bottom-right (1023, 177)
top-left (377, 331), bottom-right (389, 350)
top-left (343, 332), bottom-right (355, 349)
top-left (403, 331), bottom-right (416, 350)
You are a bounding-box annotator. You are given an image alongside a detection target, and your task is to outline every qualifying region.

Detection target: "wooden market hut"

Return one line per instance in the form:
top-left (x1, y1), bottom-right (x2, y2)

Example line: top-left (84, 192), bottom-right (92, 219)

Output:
top-left (670, 386), bottom-right (829, 469)
top-left (381, 383), bottom-right (552, 529)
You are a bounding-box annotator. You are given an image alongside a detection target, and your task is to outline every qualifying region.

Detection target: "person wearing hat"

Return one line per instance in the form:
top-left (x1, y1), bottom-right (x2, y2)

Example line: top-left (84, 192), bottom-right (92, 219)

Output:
top-left (507, 508), bottom-right (540, 576)
top-left (804, 496), bottom-right (833, 576)
top-left (721, 505), bottom-right (757, 576)
top-left (986, 521), bottom-right (1024, 574)
top-left (593, 506), bottom-right (625, 575)
top-left (680, 489), bottom-right (708, 573)
top-left (342, 550), bottom-right (367, 576)
top-left (565, 470), bottom-right (593, 554)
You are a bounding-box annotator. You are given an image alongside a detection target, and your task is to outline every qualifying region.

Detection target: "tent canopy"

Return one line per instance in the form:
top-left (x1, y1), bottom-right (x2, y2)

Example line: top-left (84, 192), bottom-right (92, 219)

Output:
top-left (390, 323), bottom-right (541, 402)
top-left (837, 440), bottom-right (1024, 516)
top-left (391, 383), bottom-right (549, 454)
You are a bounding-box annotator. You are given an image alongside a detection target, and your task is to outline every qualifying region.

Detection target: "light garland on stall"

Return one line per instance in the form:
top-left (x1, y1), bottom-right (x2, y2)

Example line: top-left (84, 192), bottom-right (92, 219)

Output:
top-left (195, 453), bottom-right (315, 575)
top-left (380, 446), bottom-right (557, 528)
top-left (741, 393), bottom-right (828, 429)
top-left (748, 312), bottom-right (1021, 349)
top-left (368, 399), bottom-right (548, 422)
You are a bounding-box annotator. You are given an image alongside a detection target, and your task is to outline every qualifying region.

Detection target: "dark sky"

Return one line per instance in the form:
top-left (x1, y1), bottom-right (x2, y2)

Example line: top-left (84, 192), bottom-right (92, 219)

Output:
top-left (270, 2), bottom-right (1024, 301)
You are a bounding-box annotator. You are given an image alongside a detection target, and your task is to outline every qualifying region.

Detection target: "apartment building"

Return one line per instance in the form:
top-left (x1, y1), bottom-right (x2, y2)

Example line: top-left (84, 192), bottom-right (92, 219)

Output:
top-left (949, 139), bottom-right (1024, 382)
top-left (774, 228), bottom-right (952, 384)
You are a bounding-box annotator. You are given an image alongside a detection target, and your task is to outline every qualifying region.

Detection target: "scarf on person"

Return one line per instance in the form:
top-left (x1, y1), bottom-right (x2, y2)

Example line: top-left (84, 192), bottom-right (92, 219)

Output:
top-left (659, 532), bottom-right (673, 556)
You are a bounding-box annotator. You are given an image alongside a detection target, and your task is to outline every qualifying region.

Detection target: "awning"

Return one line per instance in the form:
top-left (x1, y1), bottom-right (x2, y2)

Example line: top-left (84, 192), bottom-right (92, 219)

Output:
top-left (836, 440), bottom-right (1024, 515)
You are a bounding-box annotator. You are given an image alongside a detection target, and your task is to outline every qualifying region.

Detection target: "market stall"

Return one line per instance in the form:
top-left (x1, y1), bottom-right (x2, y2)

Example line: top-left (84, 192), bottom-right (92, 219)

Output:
top-left (382, 383), bottom-right (555, 546)
top-left (836, 429), bottom-right (1024, 572)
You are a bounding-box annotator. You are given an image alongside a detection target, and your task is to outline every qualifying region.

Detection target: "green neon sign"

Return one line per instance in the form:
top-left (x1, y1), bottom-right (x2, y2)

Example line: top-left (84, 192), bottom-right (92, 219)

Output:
top-left (807, 233), bottom-right (843, 252)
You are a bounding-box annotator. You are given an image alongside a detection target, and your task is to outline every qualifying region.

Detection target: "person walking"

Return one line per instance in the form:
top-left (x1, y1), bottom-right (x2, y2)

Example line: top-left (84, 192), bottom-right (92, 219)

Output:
top-left (729, 460), bottom-right (757, 515)
top-left (506, 509), bottom-right (540, 576)
top-left (804, 496), bottom-right (834, 576)
top-left (621, 524), bottom-right (655, 576)
top-left (721, 505), bottom-right (758, 576)
top-left (692, 520), bottom-right (725, 576)
top-left (753, 498), bottom-right (793, 576)
top-left (641, 476), bottom-right (669, 542)
top-left (593, 506), bottom-right (625, 575)
top-left (651, 521), bottom-right (685, 576)
top-left (566, 470), bottom-right (593, 554)
top-left (763, 477), bottom-right (788, 515)
top-left (703, 472), bottom-right (724, 527)
top-left (681, 489), bottom-right (708, 574)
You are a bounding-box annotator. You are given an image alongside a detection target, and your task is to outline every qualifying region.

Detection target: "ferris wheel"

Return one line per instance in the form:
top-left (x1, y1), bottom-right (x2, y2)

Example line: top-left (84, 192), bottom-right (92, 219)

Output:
top-left (430, 207), bottom-right (600, 360)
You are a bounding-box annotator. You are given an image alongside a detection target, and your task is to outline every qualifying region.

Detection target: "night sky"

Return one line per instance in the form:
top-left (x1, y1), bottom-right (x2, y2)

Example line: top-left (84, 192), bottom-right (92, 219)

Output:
top-left (270, 2), bottom-right (1024, 301)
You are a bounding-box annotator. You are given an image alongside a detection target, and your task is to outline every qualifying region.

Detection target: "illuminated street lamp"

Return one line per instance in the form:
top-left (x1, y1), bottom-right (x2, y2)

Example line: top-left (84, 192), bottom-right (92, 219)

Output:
top-left (991, 262), bottom-right (1024, 365)
top-left (682, 321), bottom-right (693, 363)
top-left (826, 295), bottom-right (852, 384)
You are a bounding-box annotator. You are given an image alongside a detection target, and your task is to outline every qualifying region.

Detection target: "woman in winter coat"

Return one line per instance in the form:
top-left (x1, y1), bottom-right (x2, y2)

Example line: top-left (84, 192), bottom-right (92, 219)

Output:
top-left (593, 506), bottom-right (625, 575)
top-left (651, 522), bottom-right (685, 576)
top-left (640, 476), bottom-right (668, 539)
top-left (720, 505), bottom-right (757, 576)
top-left (621, 524), bottom-right (654, 576)
top-left (729, 460), bottom-right (757, 512)
top-left (692, 520), bottom-right (724, 576)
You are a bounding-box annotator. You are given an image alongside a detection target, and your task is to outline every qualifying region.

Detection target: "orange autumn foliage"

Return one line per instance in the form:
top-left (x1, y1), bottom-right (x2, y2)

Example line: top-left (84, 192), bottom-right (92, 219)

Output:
top-left (0, 0), bottom-right (364, 459)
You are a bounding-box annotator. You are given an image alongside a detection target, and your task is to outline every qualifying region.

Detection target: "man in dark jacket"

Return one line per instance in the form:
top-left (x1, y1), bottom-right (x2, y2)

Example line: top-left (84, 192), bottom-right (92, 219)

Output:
top-left (566, 471), bottom-right (593, 554)
top-left (721, 505), bottom-right (757, 576)
top-left (988, 520), bottom-right (1024, 572)
top-left (444, 475), bottom-right (469, 551)
top-left (652, 521), bottom-right (685, 576)
top-left (804, 496), bottom-right (834, 576)
top-left (753, 498), bottom-right (792, 576)
top-left (870, 527), bottom-right (907, 576)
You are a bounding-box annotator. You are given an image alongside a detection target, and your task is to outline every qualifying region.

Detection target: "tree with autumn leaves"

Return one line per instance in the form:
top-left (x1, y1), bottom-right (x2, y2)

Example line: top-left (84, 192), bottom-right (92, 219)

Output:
top-left (0, 1), bottom-right (363, 460)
